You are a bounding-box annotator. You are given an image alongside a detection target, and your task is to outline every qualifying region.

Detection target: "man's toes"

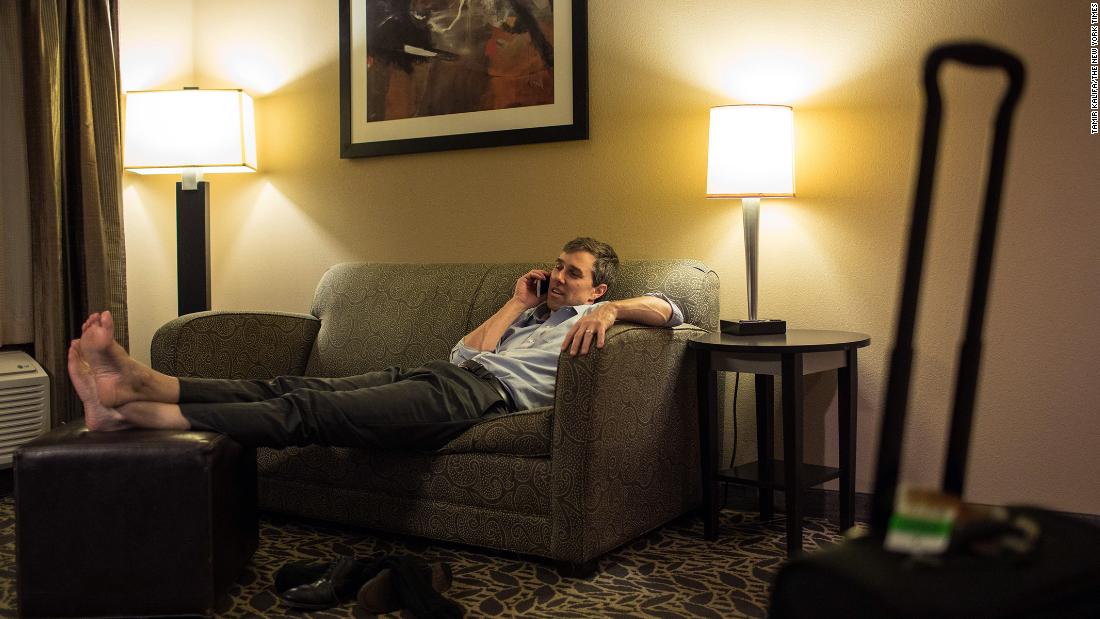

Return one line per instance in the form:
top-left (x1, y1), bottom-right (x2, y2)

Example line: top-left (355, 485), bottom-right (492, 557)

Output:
top-left (102, 310), bottom-right (114, 335)
top-left (67, 346), bottom-right (82, 377)
top-left (82, 315), bottom-right (98, 338)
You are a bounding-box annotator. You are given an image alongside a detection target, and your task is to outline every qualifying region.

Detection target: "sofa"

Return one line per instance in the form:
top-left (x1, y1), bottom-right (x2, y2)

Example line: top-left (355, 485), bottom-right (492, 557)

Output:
top-left (151, 260), bottom-right (719, 570)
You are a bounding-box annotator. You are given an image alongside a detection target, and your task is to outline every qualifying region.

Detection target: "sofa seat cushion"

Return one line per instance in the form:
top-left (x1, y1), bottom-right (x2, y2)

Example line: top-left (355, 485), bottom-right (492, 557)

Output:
top-left (435, 406), bottom-right (552, 456)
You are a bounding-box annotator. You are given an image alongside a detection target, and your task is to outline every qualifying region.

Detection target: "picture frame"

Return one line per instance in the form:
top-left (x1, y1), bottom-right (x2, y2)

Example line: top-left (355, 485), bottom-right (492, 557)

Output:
top-left (339, 0), bottom-right (589, 158)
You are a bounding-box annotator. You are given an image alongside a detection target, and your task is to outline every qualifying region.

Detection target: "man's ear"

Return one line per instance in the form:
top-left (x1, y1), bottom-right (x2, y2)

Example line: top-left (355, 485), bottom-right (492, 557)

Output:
top-left (592, 283), bottom-right (608, 302)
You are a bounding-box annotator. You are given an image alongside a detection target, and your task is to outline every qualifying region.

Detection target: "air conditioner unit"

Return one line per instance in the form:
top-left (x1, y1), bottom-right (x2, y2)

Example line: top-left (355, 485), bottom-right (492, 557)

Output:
top-left (0, 351), bottom-right (50, 468)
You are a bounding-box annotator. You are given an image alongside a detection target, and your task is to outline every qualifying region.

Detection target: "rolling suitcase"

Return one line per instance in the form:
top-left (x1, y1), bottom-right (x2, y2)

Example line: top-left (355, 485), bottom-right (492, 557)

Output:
top-left (768, 42), bottom-right (1100, 618)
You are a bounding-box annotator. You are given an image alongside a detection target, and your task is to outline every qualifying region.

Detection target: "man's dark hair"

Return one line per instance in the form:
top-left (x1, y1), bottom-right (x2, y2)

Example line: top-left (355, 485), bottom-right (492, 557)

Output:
top-left (562, 237), bottom-right (619, 299)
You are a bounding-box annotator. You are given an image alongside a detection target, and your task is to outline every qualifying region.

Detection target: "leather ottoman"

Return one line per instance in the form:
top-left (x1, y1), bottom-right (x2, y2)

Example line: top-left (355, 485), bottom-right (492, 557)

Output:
top-left (14, 423), bottom-right (257, 618)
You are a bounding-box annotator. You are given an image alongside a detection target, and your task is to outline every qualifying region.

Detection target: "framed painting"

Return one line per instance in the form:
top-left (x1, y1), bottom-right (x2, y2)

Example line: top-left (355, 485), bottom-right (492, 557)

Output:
top-left (339, 0), bottom-right (589, 158)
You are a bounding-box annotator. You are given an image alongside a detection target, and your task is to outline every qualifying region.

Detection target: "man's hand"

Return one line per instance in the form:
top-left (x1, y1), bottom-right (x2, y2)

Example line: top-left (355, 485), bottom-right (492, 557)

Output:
top-left (461, 271), bottom-right (546, 352)
top-left (562, 304), bottom-right (617, 356)
top-left (514, 269), bottom-right (549, 310)
top-left (560, 295), bottom-right (679, 357)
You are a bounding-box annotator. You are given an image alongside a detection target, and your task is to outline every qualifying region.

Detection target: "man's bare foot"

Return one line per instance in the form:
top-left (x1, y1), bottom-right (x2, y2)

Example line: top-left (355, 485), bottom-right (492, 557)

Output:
top-left (77, 310), bottom-right (143, 407)
top-left (67, 342), bottom-right (130, 432)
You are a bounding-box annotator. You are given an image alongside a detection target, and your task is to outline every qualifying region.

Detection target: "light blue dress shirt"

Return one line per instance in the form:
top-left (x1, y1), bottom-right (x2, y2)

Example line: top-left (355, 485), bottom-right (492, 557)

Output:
top-left (449, 293), bottom-right (684, 411)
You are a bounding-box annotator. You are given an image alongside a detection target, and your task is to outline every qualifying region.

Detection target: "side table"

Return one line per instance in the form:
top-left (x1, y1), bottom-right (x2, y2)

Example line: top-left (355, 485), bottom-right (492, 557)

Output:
top-left (688, 329), bottom-right (870, 556)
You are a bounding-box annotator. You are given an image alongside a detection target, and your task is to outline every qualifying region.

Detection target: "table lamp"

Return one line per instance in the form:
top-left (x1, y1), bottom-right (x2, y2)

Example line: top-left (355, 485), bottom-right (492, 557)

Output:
top-left (706, 104), bottom-right (795, 335)
top-left (123, 87), bottom-right (257, 315)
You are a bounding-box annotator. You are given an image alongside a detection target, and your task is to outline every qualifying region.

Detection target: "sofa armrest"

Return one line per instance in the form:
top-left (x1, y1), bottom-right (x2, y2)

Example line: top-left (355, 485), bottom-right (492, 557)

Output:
top-left (151, 311), bottom-right (321, 379)
top-left (549, 322), bottom-right (705, 563)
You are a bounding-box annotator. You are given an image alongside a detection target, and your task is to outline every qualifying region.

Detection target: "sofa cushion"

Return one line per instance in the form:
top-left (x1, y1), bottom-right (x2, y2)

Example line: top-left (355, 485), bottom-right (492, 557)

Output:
top-left (604, 259), bottom-right (719, 331)
top-left (435, 406), bottom-right (553, 456)
top-left (305, 260), bottom-right (719, 378)
top-left (305, 262), bottom-right (542, 377)
top-left (463, 260), bottom-right (719, 334)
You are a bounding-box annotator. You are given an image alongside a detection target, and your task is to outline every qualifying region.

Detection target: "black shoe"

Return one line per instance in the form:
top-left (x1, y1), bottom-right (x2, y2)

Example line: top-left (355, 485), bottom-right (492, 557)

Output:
top-left (357, 561), bottom-right (454, 614)
top-left (274, 561), bottom-right (331, 596)
top-left (279, 556), bottom-right (375, 610)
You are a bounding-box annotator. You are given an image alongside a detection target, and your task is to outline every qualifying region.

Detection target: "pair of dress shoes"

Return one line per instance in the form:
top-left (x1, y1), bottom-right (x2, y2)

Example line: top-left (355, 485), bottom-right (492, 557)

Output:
top-left (276, 555), bottom-right (454, 614)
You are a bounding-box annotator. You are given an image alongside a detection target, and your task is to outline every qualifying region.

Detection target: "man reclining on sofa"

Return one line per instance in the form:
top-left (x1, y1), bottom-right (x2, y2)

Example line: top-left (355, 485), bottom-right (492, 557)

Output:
top-left (67, 237), bottom-right (683, 450)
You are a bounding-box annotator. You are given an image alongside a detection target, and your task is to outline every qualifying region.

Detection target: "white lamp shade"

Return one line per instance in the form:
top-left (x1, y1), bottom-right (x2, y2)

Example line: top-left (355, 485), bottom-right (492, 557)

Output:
top-left (706, 104), bottom-right (795, 198)
top-left (123, 89), bottom-right (257, 175)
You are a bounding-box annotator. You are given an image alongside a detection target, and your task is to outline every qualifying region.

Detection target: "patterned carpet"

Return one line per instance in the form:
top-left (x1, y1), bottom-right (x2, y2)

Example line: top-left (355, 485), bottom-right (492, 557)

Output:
top-left (0, 495), bottom-right (848, 618)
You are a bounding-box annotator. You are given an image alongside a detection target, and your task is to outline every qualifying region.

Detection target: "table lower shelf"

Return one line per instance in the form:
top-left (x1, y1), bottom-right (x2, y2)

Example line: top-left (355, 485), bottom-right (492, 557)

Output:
top-left (718, 460), bottom-right (840, 490)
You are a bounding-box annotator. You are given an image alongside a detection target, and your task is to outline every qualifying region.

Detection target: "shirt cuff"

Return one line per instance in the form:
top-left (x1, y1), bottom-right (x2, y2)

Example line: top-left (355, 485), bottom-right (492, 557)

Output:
top-left (645, 292), bottom-right (685, 327)
top-left (449, 339), bottom-right (480, 364)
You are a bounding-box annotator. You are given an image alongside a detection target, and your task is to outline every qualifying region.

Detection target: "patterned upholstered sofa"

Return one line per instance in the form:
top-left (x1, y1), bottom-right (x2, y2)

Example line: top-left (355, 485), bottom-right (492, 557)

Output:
top-left (151, 260), bottom-right (719, 571)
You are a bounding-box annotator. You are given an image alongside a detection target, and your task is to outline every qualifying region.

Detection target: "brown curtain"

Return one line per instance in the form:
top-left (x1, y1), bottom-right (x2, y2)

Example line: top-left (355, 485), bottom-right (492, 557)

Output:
top-left (20, 0), bottom-right (129, 426)
top-left (1, 1), bottom-right (35, 346)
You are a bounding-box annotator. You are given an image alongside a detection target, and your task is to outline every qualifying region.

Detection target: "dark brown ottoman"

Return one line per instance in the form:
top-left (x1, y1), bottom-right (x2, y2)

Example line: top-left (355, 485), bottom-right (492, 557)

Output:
top-left (14, 423), bottom-right (257, 618)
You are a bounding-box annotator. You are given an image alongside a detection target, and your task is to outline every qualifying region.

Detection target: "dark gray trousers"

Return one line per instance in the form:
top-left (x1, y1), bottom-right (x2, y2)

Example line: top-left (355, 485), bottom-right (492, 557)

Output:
top-left (178, 360), bottom-right (509, 449)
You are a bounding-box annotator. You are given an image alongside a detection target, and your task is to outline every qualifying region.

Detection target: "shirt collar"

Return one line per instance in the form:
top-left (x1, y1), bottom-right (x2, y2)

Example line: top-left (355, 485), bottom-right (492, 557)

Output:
top-left (531, 302), bottom-right (589, 323)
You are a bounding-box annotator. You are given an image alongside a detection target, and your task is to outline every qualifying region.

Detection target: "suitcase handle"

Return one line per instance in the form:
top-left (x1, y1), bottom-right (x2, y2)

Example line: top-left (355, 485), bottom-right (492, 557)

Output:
top-left (870, 43), bottom-right (1026, 534)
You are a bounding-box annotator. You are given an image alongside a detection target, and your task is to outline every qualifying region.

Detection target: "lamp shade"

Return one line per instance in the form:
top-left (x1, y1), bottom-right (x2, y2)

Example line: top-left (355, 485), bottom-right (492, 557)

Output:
top-left (706, 104), bottom-right (795, 198)
top-left (123, 88), bottom-right (257, 175)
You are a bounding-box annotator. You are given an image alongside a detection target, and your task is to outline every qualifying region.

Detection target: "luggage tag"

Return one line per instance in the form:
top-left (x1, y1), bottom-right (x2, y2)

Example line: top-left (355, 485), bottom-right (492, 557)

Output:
top-left (883, 486), bottom-right (959, 555)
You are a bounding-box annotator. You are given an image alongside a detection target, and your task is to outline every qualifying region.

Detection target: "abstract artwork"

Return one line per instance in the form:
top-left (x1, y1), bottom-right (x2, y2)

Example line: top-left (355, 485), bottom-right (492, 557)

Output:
top-left (340, 0), bottom-right (588, 157)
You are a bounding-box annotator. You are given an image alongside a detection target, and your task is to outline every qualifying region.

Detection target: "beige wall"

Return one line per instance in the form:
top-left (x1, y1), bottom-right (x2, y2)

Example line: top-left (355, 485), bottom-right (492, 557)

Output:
top-left (118, 0), bottom-right (195, 362)
top-left (119, 0), bottom-right (1100, 514)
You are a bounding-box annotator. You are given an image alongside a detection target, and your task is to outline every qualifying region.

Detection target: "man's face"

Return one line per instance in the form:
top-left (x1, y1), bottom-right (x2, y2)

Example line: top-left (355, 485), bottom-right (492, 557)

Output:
top-left (546, 251), bottom-right (608, 310)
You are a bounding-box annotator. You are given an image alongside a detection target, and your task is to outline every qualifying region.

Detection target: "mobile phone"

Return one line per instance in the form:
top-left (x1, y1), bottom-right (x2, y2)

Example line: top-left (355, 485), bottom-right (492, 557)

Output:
top-left (535, 273), bottom-right (550, 297)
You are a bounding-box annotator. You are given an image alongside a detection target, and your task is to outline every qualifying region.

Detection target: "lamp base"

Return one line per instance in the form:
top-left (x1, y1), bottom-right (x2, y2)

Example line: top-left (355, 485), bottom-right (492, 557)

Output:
top-left (721, 319), bottom-right (787, 336)
top-left (176, 180), bottom-right (211, 316)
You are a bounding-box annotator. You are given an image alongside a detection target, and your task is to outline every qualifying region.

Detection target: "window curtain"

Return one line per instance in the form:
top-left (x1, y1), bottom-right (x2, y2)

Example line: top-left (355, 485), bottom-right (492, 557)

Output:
top-left (1, 1), bottom-right (34, 346)
top-left (19, 0), bottom-right (129, 426)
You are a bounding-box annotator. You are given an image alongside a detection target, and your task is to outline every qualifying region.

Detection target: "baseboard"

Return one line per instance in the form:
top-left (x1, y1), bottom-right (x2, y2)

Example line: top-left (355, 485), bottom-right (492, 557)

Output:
top-left (1064, 511), bottom-right (1100, 527)
top-left (719, 485), bottom-right (872, 523)
top-left (718, 484), bottom-right (1100, 528)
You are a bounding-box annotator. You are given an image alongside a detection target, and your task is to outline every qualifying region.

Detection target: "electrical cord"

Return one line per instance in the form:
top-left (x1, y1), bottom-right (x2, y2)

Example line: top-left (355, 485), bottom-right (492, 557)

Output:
top-left (721, 372), bottom-right (740, 509)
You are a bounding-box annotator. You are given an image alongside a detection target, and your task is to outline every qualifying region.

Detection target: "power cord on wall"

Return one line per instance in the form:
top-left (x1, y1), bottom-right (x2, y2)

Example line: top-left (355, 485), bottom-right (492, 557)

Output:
top-left (721, 372), bottom-right (740, 509)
